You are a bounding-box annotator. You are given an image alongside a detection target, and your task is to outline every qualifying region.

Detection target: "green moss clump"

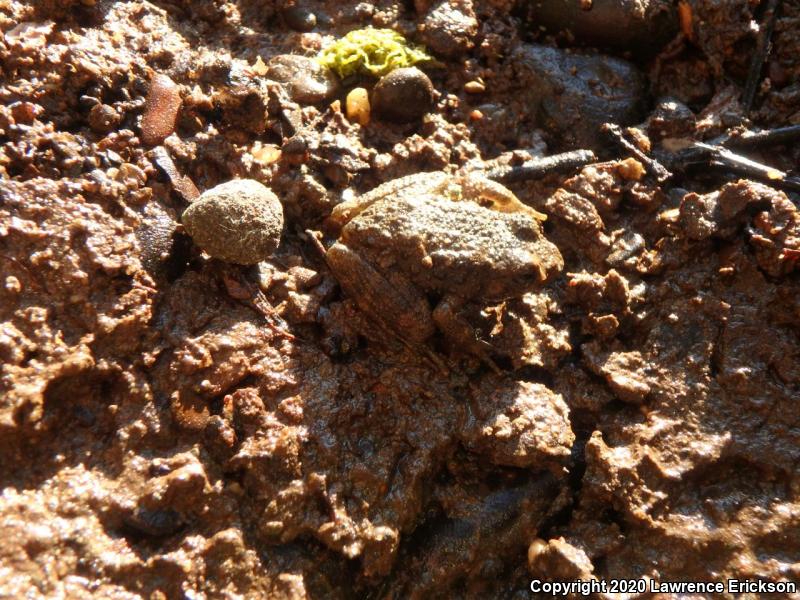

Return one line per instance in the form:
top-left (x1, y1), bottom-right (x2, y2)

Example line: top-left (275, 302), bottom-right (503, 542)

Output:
top-left (317, 27), bottom-right (431, 78)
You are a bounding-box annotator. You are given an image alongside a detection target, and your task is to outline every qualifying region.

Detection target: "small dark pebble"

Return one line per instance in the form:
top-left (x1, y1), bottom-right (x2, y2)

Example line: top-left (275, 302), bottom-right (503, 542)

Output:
top-left (88, 103), bottom-right (121, 133)
top-left (282, 3), bottom-right (317, 31)
top-left (646, 98), bottom-right (697, 141)
top-left (123, 508), bottom-right (184, 538)
top-left (136, 211), bottom-right (192, 281)
top-left (372, 67), bottom-right (435, 123)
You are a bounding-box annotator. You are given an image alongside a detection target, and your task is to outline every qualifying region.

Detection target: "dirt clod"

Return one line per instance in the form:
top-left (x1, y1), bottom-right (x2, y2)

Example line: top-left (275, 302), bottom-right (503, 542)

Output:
top-left (182, 180), bottom-right (284, 264)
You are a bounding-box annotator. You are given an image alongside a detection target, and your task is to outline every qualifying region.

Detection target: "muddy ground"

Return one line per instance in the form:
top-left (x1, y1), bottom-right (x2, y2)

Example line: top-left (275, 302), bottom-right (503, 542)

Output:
top-left (1, 0), bottom-right (799, 598)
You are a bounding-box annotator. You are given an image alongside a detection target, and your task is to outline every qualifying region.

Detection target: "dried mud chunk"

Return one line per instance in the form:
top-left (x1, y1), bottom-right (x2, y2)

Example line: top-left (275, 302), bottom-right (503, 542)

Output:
top-left (583, 341), bottom-right (651, 403)
top-left (490, 292), bottom-right (572, 370)
top-left (182, 179), bottom-right (284, 265)
top-left (750, 193), bottom-right (800, 276)
top-left (513, 44), bottom-right (645, 149)
top-left (544, 189), bottom-right (610, 262)
top-left (528, 537), bottom-right (594, 580)
top-left (554, 364), bottom-right (615, 413)
top-left (88, 103), bottom-right (121, 133)
top-left (391, 475), bottom-right (564, 598)
top-left (372, 67), bottom-right (435, 123)
top-left (562, 163), bottom-right (625, 214)
top-left (267, 55), bottom-right (340, 104)
top-left (678, 179), bottom-right (782, 241)
top-left (525, 0), bottom-right (677, 55)
top-left (140, 461), bottom-right (209, 514)
top-left (203, 529), bottom-right (266, 595)
top-left (141, 73), bottom-right (182, 146)
top-left (214, 85), bottom-right (269, 134)
top-left (461, 378), bottom-right (574, 469)
top-left (419, 0), bottom-right (478, 57)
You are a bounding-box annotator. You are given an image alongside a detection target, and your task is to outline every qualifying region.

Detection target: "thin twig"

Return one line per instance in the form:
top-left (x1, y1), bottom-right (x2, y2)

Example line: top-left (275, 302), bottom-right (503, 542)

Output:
top-left (691, 142), bottom-right (800, 192)
top-left (485, 149), bottom-right (597, 183)
top-left (722, 124), bottom-right (800, 148)
top-left (251, 289), bottom-right (298, 341)
top-left (603, 123), bottom-right (671, 181)
top-left (741, 0), bottom-right (782, 113)
top-left (663, 124), bottom-right (800, 173)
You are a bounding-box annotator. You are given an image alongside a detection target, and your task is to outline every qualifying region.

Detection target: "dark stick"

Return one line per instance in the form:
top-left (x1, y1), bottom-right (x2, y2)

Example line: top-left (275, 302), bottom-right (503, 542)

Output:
top-left (697, 142), bottom-right (785, 177)
top-left (151, 146), bottom-right (200, 203)
top-left (666, 124), bottom-right (800, 171)
top-left (486, 149), bottom-right (597, 183)
top-left (723, 124), bottom-right (800, 149)
top-left (694, 142), bottom-right (800, 192)
top-left (741, 0), bottom-right (782, 113)
top-left (603, 123), bottom-right (672, 181)
top-left (665, 140), bottom-right (800, 193)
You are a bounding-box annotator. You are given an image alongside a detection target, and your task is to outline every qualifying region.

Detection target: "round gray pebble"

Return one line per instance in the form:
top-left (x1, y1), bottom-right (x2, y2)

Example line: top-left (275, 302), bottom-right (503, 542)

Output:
top-left (182, 179), bottom-right (284, 265)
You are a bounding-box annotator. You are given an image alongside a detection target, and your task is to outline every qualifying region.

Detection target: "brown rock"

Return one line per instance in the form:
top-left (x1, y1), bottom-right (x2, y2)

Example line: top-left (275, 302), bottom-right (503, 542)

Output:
top-left (141, 73), bottom-right (182, 146)
top-left (526, 0), bottom-right (678, 55)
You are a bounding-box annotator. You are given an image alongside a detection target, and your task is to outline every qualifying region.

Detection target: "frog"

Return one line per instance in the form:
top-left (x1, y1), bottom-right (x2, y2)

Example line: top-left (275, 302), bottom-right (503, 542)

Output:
top-left (324, 170), bottom-right (564, 368)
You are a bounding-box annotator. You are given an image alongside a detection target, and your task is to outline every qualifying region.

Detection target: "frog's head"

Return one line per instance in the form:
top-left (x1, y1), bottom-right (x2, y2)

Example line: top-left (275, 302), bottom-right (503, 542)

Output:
top-left (485, 216), bottom-right (564, 299)
top-left (458, 172), bottom-right (548, 221)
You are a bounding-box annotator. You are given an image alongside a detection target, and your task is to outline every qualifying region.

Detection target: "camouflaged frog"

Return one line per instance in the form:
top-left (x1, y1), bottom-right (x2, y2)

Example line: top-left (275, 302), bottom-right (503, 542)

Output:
top-left (325, 171), bottom-right (563, 366)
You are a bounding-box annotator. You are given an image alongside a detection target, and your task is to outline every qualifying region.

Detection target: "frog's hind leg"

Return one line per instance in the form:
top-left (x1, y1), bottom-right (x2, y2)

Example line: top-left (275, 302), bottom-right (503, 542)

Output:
top-left (432, 294), bottom-right (502, 374)
top-left (326, 243), bottom-right (436, 346)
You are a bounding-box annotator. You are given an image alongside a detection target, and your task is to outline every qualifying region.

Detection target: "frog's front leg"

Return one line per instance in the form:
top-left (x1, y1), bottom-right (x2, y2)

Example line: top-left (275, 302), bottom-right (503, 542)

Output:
top-left (326, 243), bottom-right (436, 345)
top-left (432, 294), bottom-right (501, 373)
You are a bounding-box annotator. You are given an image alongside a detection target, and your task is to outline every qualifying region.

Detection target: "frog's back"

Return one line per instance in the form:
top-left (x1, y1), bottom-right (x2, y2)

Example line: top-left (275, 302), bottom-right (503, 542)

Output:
top-left (342, 193), bottom-right (558, 298)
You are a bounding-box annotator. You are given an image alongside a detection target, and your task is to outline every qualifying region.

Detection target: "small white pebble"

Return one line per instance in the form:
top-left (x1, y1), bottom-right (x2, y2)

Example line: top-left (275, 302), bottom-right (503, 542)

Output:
top-left (5, 276), bottom-right (21, 293)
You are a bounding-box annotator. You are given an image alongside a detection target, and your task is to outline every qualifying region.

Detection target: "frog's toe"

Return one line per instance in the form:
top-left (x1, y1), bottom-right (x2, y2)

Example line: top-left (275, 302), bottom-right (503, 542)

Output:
top-left (433, 295), bottom-right (502, 372)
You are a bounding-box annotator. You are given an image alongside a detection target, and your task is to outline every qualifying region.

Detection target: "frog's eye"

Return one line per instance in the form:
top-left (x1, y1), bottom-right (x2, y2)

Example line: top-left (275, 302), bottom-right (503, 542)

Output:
top-left (521, 259), bottom-right (547, 284)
